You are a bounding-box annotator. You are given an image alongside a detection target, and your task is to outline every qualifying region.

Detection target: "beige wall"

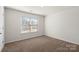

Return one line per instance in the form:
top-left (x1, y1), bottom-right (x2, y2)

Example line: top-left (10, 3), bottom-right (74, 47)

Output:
top-left (5, 8), bottom-right (45, 43)
top-left (45, 7), bottom-right (79, 45)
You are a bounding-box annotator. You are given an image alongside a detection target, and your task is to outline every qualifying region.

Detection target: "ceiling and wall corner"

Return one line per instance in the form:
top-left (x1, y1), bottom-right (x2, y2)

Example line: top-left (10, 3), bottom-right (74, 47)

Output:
top-left (5, 6), bottom-right (78, 16)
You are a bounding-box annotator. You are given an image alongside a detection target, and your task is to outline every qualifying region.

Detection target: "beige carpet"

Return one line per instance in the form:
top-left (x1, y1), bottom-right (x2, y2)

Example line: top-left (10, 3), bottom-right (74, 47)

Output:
top-left (2, 35), bottom-right (79, 52)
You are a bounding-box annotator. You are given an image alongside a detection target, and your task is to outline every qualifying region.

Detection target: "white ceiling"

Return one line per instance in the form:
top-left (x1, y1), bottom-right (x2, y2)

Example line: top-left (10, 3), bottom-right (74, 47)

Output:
top-left (6, 6), bottom-right (77, 16)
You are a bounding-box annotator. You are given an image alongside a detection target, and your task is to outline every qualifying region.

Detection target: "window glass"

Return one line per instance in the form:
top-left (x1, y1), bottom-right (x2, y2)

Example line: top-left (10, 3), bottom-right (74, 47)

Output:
top-left (21, 16), bottom-right (38, 33)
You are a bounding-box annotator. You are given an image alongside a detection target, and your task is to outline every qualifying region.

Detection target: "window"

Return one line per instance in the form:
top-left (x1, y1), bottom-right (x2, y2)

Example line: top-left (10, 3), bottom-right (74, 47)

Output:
top-left (21, 16), bottom-right (38, 33)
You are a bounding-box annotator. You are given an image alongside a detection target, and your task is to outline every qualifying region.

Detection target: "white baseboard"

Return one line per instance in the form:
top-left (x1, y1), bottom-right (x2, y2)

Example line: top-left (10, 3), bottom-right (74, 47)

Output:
top-left (5, 35), bottom-right (44, 44)
top-left (45, 34), bottom-right (79, 45)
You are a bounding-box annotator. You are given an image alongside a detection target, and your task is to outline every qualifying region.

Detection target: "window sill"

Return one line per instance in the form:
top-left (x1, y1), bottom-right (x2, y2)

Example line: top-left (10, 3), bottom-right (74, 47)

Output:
top-left (21, 31), bottom-right (38, 34)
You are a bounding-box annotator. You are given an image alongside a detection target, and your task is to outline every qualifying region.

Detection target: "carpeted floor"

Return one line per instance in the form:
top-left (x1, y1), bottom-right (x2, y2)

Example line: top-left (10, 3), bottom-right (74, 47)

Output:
top-left (2, 35), bottom-right (79, 52)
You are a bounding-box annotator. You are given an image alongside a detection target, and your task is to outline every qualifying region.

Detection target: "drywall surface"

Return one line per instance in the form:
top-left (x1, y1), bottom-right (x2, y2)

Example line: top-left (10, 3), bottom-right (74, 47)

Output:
top-left (5, 8), bottom-right (45, 43)
top-left (45, 7), bottom-right (79, 45)
top-left (0, 6), bottom-right (4, 51)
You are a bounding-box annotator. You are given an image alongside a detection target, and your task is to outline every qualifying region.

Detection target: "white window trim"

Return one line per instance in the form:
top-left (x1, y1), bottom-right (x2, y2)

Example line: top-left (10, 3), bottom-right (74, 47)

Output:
top-left (20, 15), bottom-right (38, 34)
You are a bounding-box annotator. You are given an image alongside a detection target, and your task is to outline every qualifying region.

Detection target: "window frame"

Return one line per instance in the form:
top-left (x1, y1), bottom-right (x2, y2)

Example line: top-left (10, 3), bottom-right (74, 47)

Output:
top-left (20, 15), bottom-right (38, 34)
